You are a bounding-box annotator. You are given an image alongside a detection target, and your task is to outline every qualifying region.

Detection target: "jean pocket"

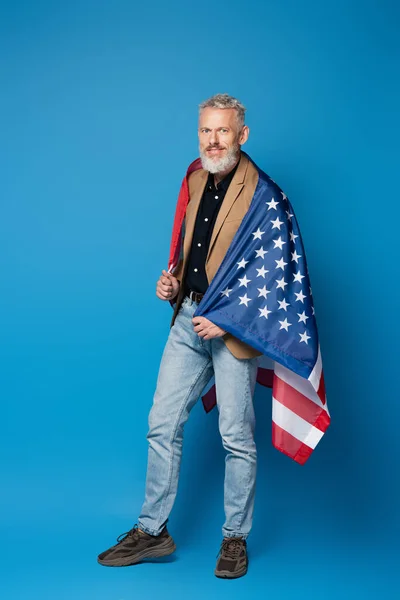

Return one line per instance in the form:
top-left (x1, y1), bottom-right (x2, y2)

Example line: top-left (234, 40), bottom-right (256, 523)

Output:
top-left (177, 296), bottom-right (188, 314)
top-left (182, 295), bottom-right (191, 306)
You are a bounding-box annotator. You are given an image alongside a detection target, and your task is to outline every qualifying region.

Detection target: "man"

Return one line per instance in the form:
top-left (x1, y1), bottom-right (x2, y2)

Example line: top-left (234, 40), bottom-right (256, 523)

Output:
top-left (98, 94), bottom-right (263, 579)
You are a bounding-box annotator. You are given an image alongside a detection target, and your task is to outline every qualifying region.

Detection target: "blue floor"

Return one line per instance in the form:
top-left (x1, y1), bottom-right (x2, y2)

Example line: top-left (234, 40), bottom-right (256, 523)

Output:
top-left (1, 396), bottom-right (397, 600)
top-left (2, 523), bottom-right (395, 600)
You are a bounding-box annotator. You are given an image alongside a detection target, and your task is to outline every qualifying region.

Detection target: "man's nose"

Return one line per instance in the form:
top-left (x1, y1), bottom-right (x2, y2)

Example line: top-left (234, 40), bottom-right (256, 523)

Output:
top-left (209, 130), bottom-right (219, 146)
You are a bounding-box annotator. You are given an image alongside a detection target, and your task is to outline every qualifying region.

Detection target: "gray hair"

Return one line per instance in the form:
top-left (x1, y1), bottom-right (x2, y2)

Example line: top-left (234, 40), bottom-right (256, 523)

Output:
top-left (199, 93), bottom-right (246, 129)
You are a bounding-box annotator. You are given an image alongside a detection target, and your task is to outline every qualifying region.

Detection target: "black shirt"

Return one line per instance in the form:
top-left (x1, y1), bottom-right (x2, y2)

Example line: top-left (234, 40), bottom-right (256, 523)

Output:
top-left (184, 161), bottom-right (239, 295)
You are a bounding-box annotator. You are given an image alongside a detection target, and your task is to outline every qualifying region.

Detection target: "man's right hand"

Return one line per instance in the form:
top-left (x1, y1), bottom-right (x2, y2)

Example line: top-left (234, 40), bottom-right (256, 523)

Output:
top-left (156, 269), bottom-right (180, 301)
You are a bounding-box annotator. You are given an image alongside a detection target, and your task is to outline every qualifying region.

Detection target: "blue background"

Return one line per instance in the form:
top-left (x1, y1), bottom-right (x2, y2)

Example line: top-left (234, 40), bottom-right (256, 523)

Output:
top-left (1, 1), bottom-right (399, 598)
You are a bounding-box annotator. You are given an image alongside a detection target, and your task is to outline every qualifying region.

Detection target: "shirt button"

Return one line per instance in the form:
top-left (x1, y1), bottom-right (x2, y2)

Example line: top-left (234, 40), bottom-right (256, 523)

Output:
top-left (198, 242), bottom-right (201, 246)
top-left (204, 217), bottom-right (208, 222)
top-left (194, 268), bottom-right (198, 272)
top-left (215, 196), bottom-right (219, 199)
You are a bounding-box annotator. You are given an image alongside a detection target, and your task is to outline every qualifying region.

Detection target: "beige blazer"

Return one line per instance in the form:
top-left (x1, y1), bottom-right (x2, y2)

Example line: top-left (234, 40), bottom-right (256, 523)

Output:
top-left (170, 152), bottom-right (263, 360)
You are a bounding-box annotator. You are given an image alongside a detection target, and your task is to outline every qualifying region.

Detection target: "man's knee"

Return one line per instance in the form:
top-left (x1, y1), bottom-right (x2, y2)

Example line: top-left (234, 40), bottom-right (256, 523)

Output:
top-left (219, 417), bottom-right (256, 459)
top-left (146, 398), bottom-right (186, 449)
top-left (218, 395), bottom-right (255, 444)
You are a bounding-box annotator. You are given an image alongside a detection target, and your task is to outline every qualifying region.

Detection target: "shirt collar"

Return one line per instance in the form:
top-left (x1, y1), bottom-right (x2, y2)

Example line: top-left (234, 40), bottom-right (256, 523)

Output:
top-left (206, 159), bottom-right (239, 193)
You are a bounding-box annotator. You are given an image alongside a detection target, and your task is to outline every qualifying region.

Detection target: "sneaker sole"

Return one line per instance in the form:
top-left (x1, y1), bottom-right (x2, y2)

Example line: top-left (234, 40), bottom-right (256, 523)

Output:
top-left (97, 537), bottom-right (176, 567)
top-left (214, 564), bottom-right (248, 579)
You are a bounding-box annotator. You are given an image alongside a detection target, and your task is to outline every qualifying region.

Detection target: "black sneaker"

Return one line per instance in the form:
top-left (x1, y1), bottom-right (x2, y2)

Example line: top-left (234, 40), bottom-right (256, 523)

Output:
top-left (97, 524), bottom-right (176, 567)
top-left (215, 537), bottom-right (248, 579)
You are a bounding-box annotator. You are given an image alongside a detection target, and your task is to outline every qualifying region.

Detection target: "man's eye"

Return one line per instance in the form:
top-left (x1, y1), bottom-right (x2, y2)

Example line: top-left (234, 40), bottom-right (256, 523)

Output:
top-left (220, 129), bottom-right (228, 133)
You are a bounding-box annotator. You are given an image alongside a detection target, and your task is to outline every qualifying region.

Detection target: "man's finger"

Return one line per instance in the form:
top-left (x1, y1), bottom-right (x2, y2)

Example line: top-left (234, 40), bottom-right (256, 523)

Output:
top-left (157, 286), bottom-right (172, 297)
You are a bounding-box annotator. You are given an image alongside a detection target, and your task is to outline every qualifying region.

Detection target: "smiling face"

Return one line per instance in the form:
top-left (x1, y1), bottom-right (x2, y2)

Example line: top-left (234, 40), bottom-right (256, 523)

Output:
top-left (198, 107), bottom-right (249, 175)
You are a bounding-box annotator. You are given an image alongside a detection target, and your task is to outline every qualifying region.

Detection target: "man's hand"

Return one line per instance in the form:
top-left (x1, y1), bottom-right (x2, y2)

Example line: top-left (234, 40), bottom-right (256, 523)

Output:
top-left (156, 269), bottom-right (180, 301)
top-left (192, 316), bottom-right (226, 340)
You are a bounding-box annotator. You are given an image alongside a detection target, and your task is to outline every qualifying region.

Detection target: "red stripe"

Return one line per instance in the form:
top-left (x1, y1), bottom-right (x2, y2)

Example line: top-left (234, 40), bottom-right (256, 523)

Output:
top-left (273, 375), bottom-right (330, 431)
top-left (201, 385), bottom-right (217, 413)
top-left (272, 422), bottom-right (313, 465)
top-left (256, 367), bottom-right (274, 388)
top-left (168, 158), bottom-right (202, 271)
top-left (314, 409), bottom-right (331, 431)
top-left (317, 370), bottom-right (326, 405)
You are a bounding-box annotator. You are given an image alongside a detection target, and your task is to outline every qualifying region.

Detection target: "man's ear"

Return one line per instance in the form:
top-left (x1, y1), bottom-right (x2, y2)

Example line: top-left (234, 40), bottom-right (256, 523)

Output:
top-left (239, 125), bottom-right (249, 146)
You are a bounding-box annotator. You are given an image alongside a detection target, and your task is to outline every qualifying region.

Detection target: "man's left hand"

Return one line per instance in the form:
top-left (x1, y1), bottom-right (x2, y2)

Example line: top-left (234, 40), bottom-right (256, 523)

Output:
top-left (192, 316), bottom-right (226, 340)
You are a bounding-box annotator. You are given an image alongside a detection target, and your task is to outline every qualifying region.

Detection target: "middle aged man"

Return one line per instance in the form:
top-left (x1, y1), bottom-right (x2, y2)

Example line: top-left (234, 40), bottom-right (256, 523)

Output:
top-left (98, 94), bottom-right (262, 579)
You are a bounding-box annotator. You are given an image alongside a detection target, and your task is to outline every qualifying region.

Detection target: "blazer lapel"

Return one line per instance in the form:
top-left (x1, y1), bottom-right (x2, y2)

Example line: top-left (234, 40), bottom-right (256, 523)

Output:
top-left (206, 153), bottom-right (249, 263)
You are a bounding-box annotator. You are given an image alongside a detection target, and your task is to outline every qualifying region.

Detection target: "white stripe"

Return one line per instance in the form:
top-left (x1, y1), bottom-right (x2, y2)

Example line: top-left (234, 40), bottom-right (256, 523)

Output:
top-left (274, 360), bottom-right (328, 412)
top-left (272, 397), bottom-right (325, 449)
top-left (308, 345), bottom-right (323, 394)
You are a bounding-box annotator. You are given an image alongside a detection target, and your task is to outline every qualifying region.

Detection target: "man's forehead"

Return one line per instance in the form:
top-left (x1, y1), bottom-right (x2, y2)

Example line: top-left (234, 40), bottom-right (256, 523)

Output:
top-left (198, 107), bottom-right (237, 126)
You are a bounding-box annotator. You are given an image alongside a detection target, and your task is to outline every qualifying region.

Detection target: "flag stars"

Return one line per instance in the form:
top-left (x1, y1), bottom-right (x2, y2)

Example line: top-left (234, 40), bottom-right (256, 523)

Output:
top-left (291, 250), bottom-right (302, 263)
top-left (276, 277), bottom-right (288, 290)
top-left (275, 257), bottom-right (288, 270)
top-left (273, 236), bottom-right (286, 250)
top-left (252, 228), bottom-right (265, 240)
top-left (238, 274), bottom-right (251, 288)
top-left (221, 287), bottom-right (233, 297)
top-left (293, 270), bottom-right (305, 283)
top-left (286, 209), bottom-right (294, 221)
top-left (271, 216), bottom-right (284, 230)
top-left (290, 231), bottom-right (299, 242)
top-left (297, 311), bottom-right (309, 324)
top-left (278, 298), bottom-right (290, 311)
top-left (237, 257), bottom-right (249, 269)
top-left (294, 290), bottom-right (307, 303)
top-left (255, 246), bottom-right (268, 259)
top-left (281, 192), bottom-right (288, 201)
top-left (258, 306), bottom-right (272, 319)
top-left (279, 318), bottom-right (292, 331)
top-left (299, 331), bottom-right (311, 344)
top-left (257, 285), bottom-right (271, 299)
top-left (256, 265), bottom-right (269, 278)
top-left (266, 197), bottom-right (279, 210)
top-left (238, 293), bottom-right (251, 307)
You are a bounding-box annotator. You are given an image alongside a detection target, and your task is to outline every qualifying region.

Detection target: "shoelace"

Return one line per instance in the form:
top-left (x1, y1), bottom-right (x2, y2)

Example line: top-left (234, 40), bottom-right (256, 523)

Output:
top-left (116, 524), bottom-right (141, 544)
top-left (217, 537), bottom-right (244, 559)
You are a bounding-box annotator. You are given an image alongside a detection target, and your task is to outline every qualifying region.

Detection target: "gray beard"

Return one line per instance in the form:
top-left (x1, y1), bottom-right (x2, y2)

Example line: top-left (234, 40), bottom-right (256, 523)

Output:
top-left (199, 145), bottom-right (240, 174)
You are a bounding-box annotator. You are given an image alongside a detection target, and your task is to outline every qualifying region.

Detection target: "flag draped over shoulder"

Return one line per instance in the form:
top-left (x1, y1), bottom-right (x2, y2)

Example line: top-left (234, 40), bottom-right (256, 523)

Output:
top-left (168, 153), bottom-right (330, 465)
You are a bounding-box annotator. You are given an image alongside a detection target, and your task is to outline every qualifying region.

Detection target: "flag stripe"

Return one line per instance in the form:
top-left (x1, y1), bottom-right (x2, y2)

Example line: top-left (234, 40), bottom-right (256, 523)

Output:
top-left (201, 384), bottom-right (217, 413)
top-left (168, 158), bottom-right (202, 272)
top-left (308, 345), bottom-right (324, 400)
top-left (272, 397), bottom-right (325, 448)
top-left (256, 367), bottom-right (274, 388)
top-left (274, 359), bottom-right (328, 410)
top-left (273, 375), bottom-right (330, 430)
top-left (317, 370), bottom-right (327, 406)
top-left (272, 422), bottom-right (313, 465)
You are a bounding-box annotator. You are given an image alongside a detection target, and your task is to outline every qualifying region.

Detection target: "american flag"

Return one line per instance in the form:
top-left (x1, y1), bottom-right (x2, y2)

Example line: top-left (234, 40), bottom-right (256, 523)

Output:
top-left (168, 153), bottom-right (330, 464)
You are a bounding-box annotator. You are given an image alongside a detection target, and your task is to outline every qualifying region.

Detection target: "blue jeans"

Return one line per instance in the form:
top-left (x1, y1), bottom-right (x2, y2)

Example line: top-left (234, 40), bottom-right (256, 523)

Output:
top-left (138, 296), bottom-right (259, 539)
